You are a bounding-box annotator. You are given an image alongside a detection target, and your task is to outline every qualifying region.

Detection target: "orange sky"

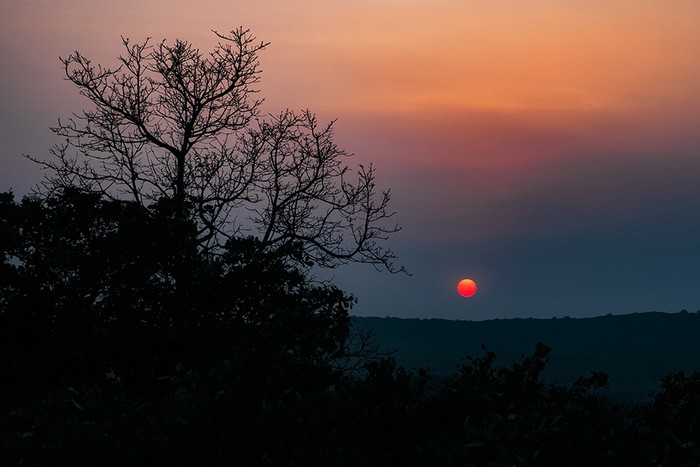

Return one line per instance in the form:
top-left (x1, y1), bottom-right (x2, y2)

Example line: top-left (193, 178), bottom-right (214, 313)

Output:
top-left (3, 1), bottom-right (700, 232)
top-left (4, 0), bottom-right (700, 226)
top-left (250, 1), bottom-right (700, 116)
top-left (6, 1), bottom-right (700, 112)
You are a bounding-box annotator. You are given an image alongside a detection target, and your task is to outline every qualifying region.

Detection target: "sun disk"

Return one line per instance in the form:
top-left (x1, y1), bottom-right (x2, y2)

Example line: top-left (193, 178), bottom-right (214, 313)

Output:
top-left (457, 278), bottom-right (478, 297)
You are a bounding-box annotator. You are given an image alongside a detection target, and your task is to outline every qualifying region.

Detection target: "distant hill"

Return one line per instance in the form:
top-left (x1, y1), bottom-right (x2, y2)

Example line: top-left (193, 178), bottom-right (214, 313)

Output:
top-left (352, 311), bottom-right (700, 401)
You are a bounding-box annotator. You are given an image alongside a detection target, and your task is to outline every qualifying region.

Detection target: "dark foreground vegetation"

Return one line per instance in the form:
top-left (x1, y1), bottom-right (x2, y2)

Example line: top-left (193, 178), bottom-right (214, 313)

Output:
top-left (2, 190), bottom-right (700, 466)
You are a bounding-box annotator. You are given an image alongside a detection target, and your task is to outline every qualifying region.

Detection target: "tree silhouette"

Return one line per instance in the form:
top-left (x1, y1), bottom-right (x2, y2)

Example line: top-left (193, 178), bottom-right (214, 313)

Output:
top-left (29, 28), bottom-right (402, 271)
top-left (2, 28), bottom-right (409, 463)
top-left (0, 189), bottom-right (359, 385)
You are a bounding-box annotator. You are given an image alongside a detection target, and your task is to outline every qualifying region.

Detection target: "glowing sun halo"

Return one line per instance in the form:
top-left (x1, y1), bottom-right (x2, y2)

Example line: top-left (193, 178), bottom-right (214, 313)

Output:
top-left (457, 278), bottom-right (477, 297)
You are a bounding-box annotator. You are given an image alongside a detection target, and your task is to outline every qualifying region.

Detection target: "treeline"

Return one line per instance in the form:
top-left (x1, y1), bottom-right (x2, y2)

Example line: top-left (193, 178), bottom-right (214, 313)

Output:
top-left (2, 190), bottom-right (700, 465)
top-left (354, 313), bottom-right (700, 400)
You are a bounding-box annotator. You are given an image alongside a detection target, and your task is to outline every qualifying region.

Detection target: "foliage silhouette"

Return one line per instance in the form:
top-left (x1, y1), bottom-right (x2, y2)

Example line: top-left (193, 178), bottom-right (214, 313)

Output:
top-left (0, 189), bottom-right (354, 387)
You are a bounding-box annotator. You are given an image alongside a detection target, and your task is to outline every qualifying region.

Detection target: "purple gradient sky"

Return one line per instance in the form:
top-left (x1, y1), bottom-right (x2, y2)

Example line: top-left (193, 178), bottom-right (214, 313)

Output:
top-left (2, 1), bottom-right (700, 319)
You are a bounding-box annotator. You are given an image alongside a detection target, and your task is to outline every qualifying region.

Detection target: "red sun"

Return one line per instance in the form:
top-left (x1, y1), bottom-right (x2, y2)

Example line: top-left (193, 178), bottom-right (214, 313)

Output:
top-left (457, 278), bottom-right (477, 297)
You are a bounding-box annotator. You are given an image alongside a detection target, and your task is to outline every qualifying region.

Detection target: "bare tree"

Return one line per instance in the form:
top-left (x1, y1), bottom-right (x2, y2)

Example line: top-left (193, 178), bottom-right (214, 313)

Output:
top-left (30, 28), bottom-right (403, 272)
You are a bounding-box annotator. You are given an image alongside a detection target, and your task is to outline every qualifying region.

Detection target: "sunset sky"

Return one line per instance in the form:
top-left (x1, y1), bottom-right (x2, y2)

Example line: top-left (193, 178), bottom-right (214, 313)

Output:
top-left (2, 1), bottom-right (700, 320)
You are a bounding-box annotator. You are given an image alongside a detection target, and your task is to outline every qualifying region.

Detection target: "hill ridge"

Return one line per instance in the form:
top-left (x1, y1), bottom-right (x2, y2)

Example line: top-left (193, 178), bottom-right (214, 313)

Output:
top-left (352, 311), bottom-right (700, 400)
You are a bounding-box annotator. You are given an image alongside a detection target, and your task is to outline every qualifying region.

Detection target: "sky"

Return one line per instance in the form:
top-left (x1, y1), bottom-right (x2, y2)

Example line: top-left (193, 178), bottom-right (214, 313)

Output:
top-left (2, 0), bottom-right (700, 320)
